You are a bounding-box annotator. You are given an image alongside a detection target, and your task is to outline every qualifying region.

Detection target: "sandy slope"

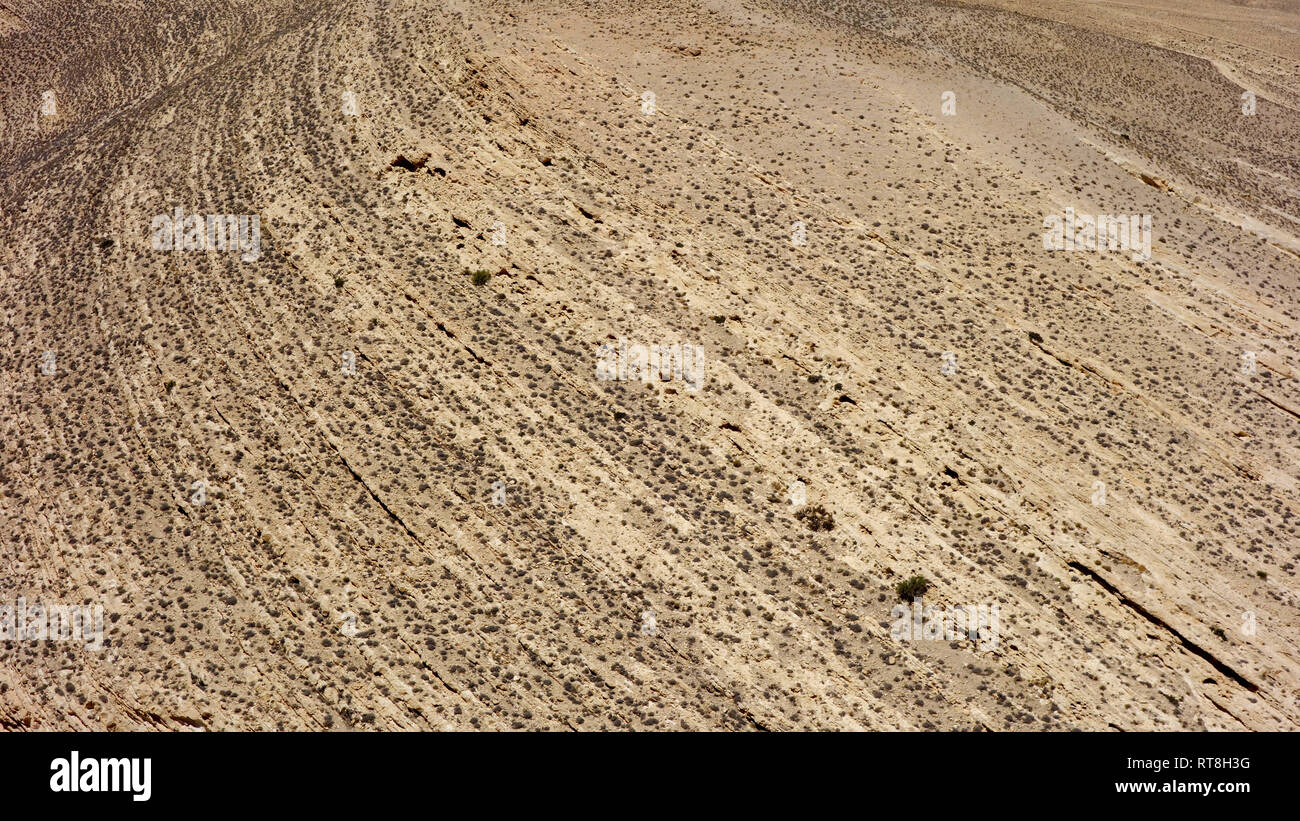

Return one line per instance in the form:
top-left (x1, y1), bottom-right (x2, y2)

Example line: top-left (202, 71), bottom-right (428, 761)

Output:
top-left (1, 0), bottom-right (1298, 730)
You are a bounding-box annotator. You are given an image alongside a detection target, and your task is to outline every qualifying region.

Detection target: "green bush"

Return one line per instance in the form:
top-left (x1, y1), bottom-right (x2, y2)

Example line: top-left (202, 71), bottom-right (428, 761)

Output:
top-left (896, 575), bottom-right (930, 601)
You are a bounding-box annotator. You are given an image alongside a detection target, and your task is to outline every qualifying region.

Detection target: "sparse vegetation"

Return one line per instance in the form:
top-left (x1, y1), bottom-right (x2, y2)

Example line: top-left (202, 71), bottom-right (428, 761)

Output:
top-left (794, 504), bottom-right (834, 531)
top-left (5, 0), bottom-right (1294, 734)
top-left (896, 575), bottom-right (931, 601)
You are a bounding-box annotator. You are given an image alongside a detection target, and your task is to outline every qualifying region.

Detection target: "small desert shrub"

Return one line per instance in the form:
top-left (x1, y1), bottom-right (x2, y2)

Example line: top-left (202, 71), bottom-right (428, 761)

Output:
top-left (794, 504), bottom-right (834, 531)
top-left (334, 274), bottom-right (346, 288)
top-left (471, 270), bottom-right (491, 286)
top-left (896, 575), bottom-right (930, 601)
top-left (164, 380), bottom-right (176, 393)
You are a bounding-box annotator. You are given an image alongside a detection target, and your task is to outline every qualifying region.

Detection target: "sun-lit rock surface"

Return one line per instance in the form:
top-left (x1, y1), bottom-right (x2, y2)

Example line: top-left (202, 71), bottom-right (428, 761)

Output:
top-left (1, 0), bottom-right (1297, 730)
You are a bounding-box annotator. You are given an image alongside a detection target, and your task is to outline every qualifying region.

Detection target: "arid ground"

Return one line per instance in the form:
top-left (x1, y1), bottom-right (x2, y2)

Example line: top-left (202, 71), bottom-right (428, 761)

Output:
top-left (2, 0), bottom-right (1298, 730)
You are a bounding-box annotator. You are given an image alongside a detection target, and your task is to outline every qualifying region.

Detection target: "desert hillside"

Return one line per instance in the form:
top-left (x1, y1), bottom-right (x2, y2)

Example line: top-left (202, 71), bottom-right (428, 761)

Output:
top-left (1, 0), bottom-right (1298, 730)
